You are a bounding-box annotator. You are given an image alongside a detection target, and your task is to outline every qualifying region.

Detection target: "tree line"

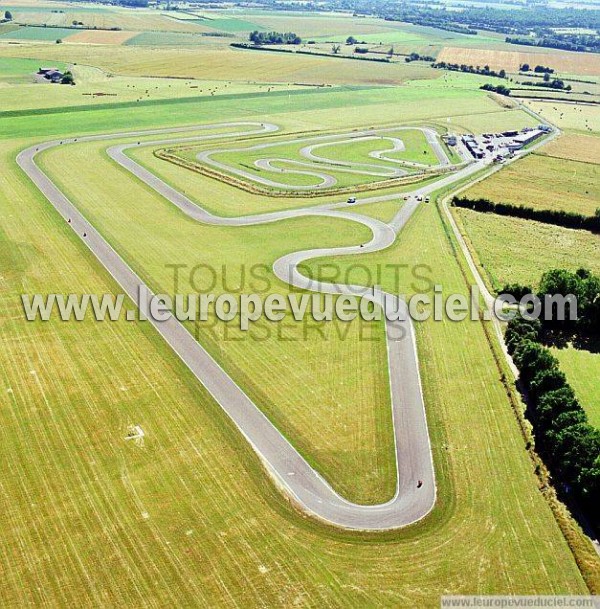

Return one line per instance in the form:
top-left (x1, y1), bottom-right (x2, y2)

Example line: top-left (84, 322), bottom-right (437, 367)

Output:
top-left (480, 83), bottom-right (511, 96)
top-left (505, 269), bottom-right (600, 525)
top-left (520, 77), bottom-right (572, 91)
top-left (405, 52), bottom-right (435, 63)
top-left (520, 64), bottom-right (555, 74)
top-left (249, 31), bottom-right (301, 45)
top-left (507, 34), bottom-right (600, 54)
top-left (433, 62), bottom-right (507, 79)
top-left (453, 196), bottom-right (600, 234)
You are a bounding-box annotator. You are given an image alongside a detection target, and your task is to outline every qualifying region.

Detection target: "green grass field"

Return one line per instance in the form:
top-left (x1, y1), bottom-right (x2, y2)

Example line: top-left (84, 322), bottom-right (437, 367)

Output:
top-left (0, 82), bottom-right (532, 140)
top-left (0, 56), bottom-right (65, 84)
top-left (200, 17), bottom-right (264, 32)
top-left (124, 31), bottom-right (210, 46)
top-left (553, 347), bottom-right (600, 429)
top-left (454, 208), bottom-right (600, 291)
top-left (0, 24), bottom-right (76, 40)
top-left (310, 129), bottom-right (440, 166)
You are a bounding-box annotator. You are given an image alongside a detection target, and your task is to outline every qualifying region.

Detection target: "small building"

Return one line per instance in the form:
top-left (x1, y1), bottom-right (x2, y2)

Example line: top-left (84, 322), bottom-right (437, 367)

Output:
top-left (38, 67), bottom-right (59, 75)
top-left (45, 70), bottom-right (64, 83)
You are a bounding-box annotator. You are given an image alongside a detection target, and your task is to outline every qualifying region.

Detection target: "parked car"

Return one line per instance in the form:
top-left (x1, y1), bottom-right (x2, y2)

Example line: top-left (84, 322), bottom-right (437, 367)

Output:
top-left (347, 197), bottom-right (356, 204)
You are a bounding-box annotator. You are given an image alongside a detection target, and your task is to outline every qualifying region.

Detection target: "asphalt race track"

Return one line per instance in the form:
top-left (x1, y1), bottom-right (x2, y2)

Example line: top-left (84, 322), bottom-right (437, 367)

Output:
top-left (17, 121), bottom-right (504, 530)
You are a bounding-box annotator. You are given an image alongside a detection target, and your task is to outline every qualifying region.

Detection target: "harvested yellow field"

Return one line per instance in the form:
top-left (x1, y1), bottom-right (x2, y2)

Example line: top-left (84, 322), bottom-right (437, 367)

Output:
top-left (537, 133), bottom-right (600, 164)
top-left (464, 153), bottom-right (600, 217)
top-left (65, 29), bottom-right (138, 45)
top-left (0, 44), bottom-right (435, 85)
top-left (437, 46), bottom-right (600, 76)
top-left (8, 8), bottom-right (209, 33)
top-left (525, 100), bottom-right (600, 134)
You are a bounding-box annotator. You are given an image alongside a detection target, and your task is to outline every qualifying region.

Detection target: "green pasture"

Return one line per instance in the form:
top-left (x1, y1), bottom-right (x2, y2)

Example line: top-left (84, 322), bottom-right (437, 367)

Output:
top-left (553, 347), bottom-right (600, 429)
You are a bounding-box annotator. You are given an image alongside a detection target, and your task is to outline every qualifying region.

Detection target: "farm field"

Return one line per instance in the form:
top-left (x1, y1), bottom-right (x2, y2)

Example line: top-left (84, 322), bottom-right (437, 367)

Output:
top-left (553, 347), bottom-right (600, 429)
top-left (0, 5), bottom-right (212, 32)
top-left (537, 132), bottom-right (600, 164)
top-left (463, 153), bottom-right (600, 217)
top-left (525, 100), bottom-right (600, 134)
top-left (454, 208), bottom-right (600, 290)
top-left (437, 46), bottom-right (600, 76)
top-left (1, 1), bottom-right (599, 604)
top-left (0, 60), bottom-right (302, 111)
top-left (0, 24), bottom-right (75, 40)
top-left (0, 41), bottom-right (438, 84)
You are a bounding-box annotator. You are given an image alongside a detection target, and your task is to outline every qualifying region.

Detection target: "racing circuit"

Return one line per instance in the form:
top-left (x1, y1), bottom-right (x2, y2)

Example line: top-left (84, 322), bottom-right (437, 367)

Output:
top-left (188, 126), bottom-right (457, 191)
top-left (16, 120), bottom-right (551, 530)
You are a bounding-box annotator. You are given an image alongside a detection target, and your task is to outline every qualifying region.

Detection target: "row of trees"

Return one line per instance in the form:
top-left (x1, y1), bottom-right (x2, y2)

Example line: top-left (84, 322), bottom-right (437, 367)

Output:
top-left (480, 83), bottom-right (511, 96)
top-left (520, 64), bottom-right (555, 74)
top-left (453, 196), bottom-right (600, 234)
top-left (521, 76), bottom-right (572, 91)
top-left (405, 52), bottom-right (435, 63)
top-left (505, 270), bottom-right (600, 523)
top-left (433, 62), bottom-right (507, 79)
top-left (380, 4), bottom-right (600, 37)
top-left (249, 31), bottom-right (301, 45)
top-left (507, 33), bottom-right (600, 54)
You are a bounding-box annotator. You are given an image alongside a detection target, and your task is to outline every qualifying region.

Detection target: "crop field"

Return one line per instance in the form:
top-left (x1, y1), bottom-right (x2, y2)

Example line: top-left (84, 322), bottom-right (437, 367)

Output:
top-left (313, 22), bottom-right (506, 54)
top-left (437, 46), bottom-right (600, 76)
top-left (0, 59), bottom-right (305, 112)
top-left (123, 31), bottom-right (215, 46)
top-left (224, 12), bottom-right (393, 38)
top-left (537, 133), bottom-right (600, 164)
top-left (454, 209), bottom-right (600, 290)
top-left (0, 6), bottom-right (210, 32)
top-left (0, 41), bottom-right (438, 84)
top-left (463, 153), bottom-right (600, 217)
top-left (196, 17), bottom-right (265, 32)
top-left (553, 347), bottom-right (600, 429)
top-left (525, 101), bottom-right (600, 134)
top-left (63, 29), bottom-right (138, 45)
top-left (0, 24), bottom-right (76, 40)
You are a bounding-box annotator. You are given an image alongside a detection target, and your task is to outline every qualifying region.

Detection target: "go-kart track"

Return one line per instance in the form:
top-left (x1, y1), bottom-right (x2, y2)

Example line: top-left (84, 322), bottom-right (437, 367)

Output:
top-left (195, 126), bottom-right (454, 190)
top-left (16, 121), bottom-right (542, 530)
